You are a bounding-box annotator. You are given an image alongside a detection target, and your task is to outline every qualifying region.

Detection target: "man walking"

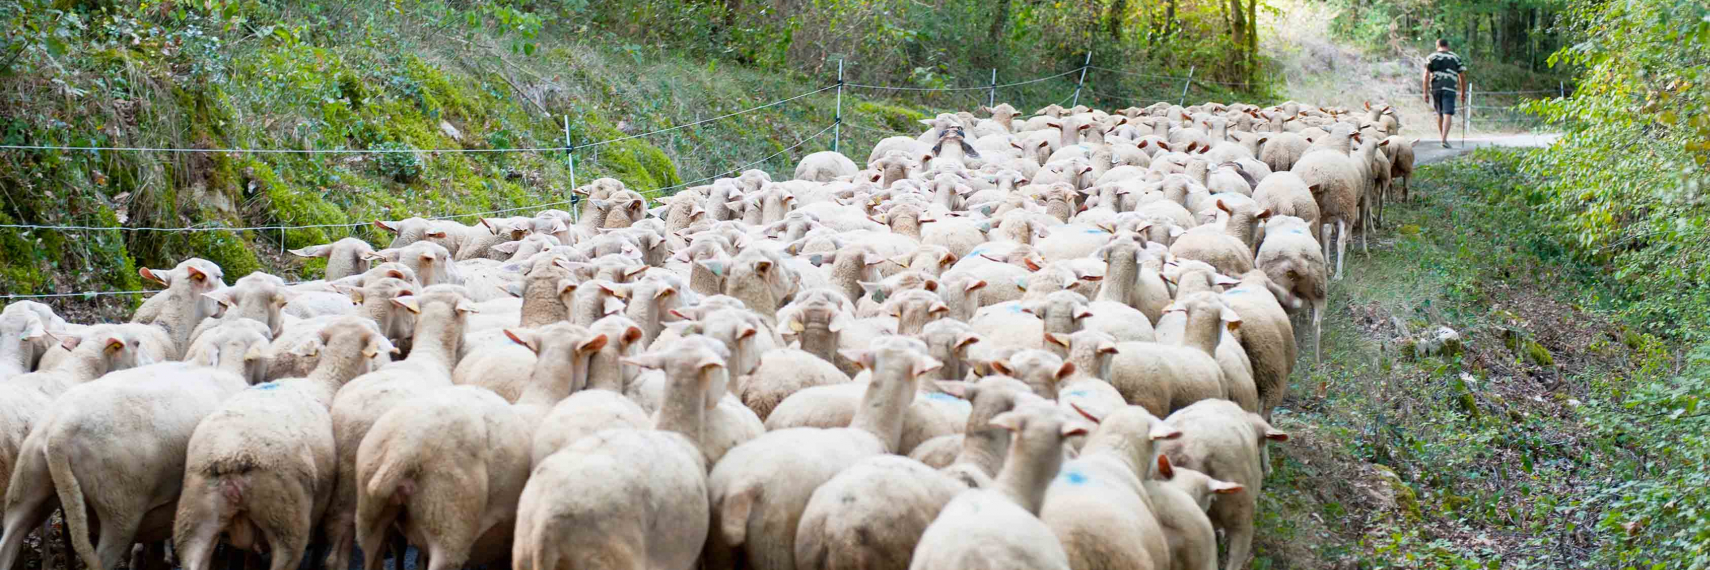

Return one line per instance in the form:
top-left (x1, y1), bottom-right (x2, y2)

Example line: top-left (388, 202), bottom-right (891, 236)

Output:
top-left (1424, 39), bottom-right (1467, 148)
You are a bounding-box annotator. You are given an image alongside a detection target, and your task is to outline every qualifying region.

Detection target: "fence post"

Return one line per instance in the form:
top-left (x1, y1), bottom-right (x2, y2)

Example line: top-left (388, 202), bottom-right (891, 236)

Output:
top-left (1559, 81), bottom-right (1565, 98)
top-left (834, 59), bottom-right (844, 154)
top-left (989, 68), bottom-right (998, 109)
top-left (1070, 52), bottom-right (1092, 107)
top-left (1178, 65), bottom-right (1195, 107)
top-left (564, 115), bottom-right (578, 220)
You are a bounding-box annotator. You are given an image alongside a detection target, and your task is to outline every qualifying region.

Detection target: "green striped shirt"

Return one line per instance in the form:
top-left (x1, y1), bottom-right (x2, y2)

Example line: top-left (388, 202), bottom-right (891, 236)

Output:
top-left (1426, 51), bottom-right (1466, 91)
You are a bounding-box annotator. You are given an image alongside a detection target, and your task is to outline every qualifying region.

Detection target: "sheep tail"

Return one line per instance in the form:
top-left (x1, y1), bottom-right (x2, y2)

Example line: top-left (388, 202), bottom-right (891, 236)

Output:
top-left (364, 449), bottom-right (415, 503)
top-left (718, 480), bottom-right (762, 547)
top-left (44, 433), bottom-right (98, 570)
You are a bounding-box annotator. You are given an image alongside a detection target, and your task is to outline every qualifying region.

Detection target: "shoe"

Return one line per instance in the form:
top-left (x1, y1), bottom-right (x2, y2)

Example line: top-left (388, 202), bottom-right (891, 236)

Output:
top-left (1441, 142), bottom-right (1451, 148)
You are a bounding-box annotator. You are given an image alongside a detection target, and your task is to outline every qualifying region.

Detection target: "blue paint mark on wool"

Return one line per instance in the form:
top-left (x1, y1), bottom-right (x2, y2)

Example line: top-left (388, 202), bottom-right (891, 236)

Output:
top-left (255, 382), bottom-right (281, 391)
top-left (1062, 469), bottom-right (1089, 485)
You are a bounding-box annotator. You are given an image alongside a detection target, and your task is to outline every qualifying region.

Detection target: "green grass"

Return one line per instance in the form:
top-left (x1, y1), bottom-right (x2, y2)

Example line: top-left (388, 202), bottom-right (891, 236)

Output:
top-left (1253, 150), bottom-right (1672, 568)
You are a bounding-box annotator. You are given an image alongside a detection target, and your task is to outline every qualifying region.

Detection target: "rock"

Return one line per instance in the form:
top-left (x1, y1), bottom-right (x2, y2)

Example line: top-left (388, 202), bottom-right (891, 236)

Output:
top-left (1502, 328), bottom-right (1554, 367)
top-left (439, 120), bottom-right (462, 141)
top-left (1403, 326), bottom-right (1462, 360)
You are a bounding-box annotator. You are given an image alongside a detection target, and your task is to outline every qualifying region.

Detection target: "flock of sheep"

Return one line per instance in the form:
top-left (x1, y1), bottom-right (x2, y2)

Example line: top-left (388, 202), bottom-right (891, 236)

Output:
top-left (0, 97), bottom-right (1414, 570)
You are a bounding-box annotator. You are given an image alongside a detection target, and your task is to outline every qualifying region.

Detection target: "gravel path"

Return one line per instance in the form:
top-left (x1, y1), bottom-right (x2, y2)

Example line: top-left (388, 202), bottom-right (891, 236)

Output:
top-left (1413, 133), bottom-right (1561, 166)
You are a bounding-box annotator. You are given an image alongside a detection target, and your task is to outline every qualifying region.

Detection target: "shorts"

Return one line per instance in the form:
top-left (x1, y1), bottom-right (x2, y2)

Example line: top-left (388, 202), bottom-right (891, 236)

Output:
top-left (1433, 88), bottom-right (1457, 116)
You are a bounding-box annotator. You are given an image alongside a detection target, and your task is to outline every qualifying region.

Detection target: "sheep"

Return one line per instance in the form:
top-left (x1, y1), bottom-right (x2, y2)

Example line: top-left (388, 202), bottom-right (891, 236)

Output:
top-left (172, 318), bottom-right (395, 570)
top-left (1102, 293), bottom-right (1238, 418)
top-left (1169, 211), bottom-right (1259, 277)
top-left (356, 322), bottom-right (608, 570)
top-left (131, 258), bottom-right (226, 359)
top-left (0, 301), bottom-right (67, 380)
top-left (193, 271), bottom-right (295, 342)
top-left (513, 336), bottom-right (732, 570)
top-left (760, 370), bottom-right (965, 456)
top-left (1383, 135), bottom-right (1417, 203)
top-left (1154, 292), bottom-right (1260, 415)
top-left (1252, 171), bottom-right (1322, 244)
top-left (1039, 402), bottom-right (1182, 570)
top-left (907, 402), bottom-right (1089, 570)
top-left (183, 319), bottom-right (274, 385)
top-left (1220, 270), bottom-right (1299, 420)
top-left (289, 237), bottom-right (375, 280)
top-left (792, 455), bottom-right (965, 570)
top-left (741, 348), bottom-right (852, 421)
top-left (1160, 400), bottom-right (1289, 570)
top-left (4, 362), bottom-right (247, 570)
top-left (0, 325), bottom-right (149, 515)
top-left (365, 240), bottom-right (460, 287)
top-left (1291, 128), bottom-right (1364, 279)
top-left (1144, 459), bottom-right (1244, 570)
top-left (1256, 215), bottom-right (1328, 363)
top-left (322, 286), bottom-right (475, 570)
top-left (1257, 132), bottom-right (1309, 172)
top-left (703, 336), bottom-right (941, 570)
top-left (1093, 231), bottom-right (1172, 325)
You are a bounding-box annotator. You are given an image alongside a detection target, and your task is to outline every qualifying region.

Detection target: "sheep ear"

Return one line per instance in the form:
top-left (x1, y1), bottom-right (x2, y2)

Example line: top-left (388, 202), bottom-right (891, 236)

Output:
top-left (1073, 307), bottom-right (1094, 320)
top-left (58, 334), bottom-right (84, 351)
top-left (455, 300), bottom-right (480, 314)
top-left (20, 317), bottom-right (46, 341)
top-left (503, 328), bottom-right (537, 353)
top-left (1045, 332), bottom-right (1070, 348)
top-left (1097, 341), bottom-right (1118, 355)
top-left (1214, 273), bottom-right (1241, 287)
top-left (1221, 307), bottom-right (1243, 331)
top-left (602, 297), bottom-right (628, 316)
top-left (964, 279), bottom-right (987, 293)
top-left (1069, 401), bottom-right (1106, 424)
top-left (373, 220), bottom-right (400, 233)
top-left (1156, 454), bottom-right (1176, 479)
top-left (391, 297), bottom-right (421, 314)
top-left (912, 356), bottom-right (944, 377)
top-left (202, 291), bottom-right (234, 308)
top-left (988, 410), bottom-right (1025, 432)
top-left (1055, 362), bottom-right (1077, 381)
top-left (619, 351), bottom-right (664, 370)
top-left (580, 334), bottom-right (611, 354)
top-left (366, 336), bottom-right (400, 358)
top-left (936, 381), bottom-right (974, 399)
top-left (1150, 422), bottom-right (1183, 441)
top-left (837, 349), bottom-right (875, 370)
top-left (289, 244), bottom-right (331, 258)
top-left (1264, 427), bottom-right (1290, 442)
top-left (988, 359), bottom-right (1014, 376)
top-left (139, 267), bottom-right (170, 286)
top-left (955, 332), bottom-right (981, 350)
top-left (493, 241), bottom-right (523, 254)
top-left (1061, 421), bottom-right (1092, 438)
top-left (1210, 479), bottom-right (1244, 494)
top-left (289, 338), bottom-right (323, 358)
top-left (827, 312), bottom-right (855, 333)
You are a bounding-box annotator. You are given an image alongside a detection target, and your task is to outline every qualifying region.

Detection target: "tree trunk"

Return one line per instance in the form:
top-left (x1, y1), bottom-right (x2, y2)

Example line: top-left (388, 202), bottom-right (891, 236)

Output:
top-left (983, 0), bottom-right (1014, 67)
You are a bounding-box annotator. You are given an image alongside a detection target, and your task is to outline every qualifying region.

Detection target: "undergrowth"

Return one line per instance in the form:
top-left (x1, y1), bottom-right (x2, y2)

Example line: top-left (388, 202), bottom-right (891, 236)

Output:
top-left (1257, 150), bottom-right (1707, 569)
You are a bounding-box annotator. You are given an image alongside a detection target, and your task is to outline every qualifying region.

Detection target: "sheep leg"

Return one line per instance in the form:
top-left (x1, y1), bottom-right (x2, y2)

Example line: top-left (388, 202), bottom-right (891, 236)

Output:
top-left (36, 517), bottom-right (53, 570)
top-left (92, 511), bottom-right (144, 570)
top-left (1219, 507), bottom-right (1256, 570)
top-left (1313, 298), bottom-right (1324, 365)
top-left (1320, 222), bottom-right (1333, 276)
top-left (0, 478), bottom-right (57, 570)
top-left (171, 488), bottom-right (232, 570)
top-left (353, 503), bottom-right (398, 570)
top-left (321, 474), bottom-right (357, 570)
top-left (1335, 220), bottom-right (1348, 280)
